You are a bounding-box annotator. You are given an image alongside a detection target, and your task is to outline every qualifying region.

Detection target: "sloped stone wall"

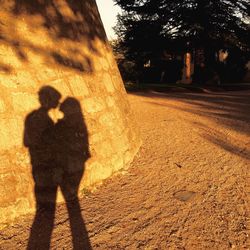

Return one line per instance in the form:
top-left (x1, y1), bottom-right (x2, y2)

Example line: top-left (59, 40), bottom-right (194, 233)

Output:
top-left (0, 0), bottom-right (140, 228)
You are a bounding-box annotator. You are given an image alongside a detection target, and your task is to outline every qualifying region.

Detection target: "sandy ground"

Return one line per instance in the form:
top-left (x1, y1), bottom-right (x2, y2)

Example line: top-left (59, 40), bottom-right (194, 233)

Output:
top-left (1, 90), bottom-right (250, 249)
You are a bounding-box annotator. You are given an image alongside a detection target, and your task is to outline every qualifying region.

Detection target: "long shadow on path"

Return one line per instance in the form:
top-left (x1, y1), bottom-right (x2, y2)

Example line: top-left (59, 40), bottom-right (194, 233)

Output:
top-left (24, 86), bottom-right (91, 249)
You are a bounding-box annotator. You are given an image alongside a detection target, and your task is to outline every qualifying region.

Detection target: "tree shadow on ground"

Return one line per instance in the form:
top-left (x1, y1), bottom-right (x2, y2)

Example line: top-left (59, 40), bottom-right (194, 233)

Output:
top-left (24, 86), bottom-right (91, 249)
top-left (132, 91), bottom-right (250, 160)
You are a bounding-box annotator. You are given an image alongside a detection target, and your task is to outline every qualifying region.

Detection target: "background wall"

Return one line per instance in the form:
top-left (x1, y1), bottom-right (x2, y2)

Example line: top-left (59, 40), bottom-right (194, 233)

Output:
top-left (0, 0), bottom-right (140, 228)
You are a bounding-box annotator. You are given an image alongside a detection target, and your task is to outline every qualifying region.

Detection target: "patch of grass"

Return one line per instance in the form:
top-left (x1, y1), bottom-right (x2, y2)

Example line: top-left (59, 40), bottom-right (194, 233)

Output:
top-left (80, 187), bottom-right (92, 197)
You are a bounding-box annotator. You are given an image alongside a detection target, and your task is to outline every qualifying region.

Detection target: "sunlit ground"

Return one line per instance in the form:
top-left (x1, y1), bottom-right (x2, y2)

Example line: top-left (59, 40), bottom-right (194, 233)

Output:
top-left (1, 89), bottom-right (249, 249)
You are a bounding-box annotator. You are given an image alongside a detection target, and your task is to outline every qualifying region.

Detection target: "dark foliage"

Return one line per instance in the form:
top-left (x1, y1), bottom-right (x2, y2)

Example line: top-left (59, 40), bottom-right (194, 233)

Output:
top-left (114, 0), bottom-right (250, 83)
top-left (216, 48), bottom-right (249, 83)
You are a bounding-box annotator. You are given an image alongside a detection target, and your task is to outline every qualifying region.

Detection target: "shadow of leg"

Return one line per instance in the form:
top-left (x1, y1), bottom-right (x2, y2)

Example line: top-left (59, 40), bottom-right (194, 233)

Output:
top-left (66, 199), bottom-right (92, 250)
top-left (27, 186), bottom-right (57, 250)
top-left (61, 174), bottom-right (91, 250)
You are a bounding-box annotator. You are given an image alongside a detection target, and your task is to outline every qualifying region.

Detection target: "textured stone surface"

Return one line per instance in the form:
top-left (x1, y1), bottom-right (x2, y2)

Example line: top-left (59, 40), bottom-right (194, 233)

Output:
top-left (0, 0), bottom-right (140, 228)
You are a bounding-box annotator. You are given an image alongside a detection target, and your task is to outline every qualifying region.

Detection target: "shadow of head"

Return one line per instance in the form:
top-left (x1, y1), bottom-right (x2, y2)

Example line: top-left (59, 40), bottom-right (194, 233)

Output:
top-left (59, 97), bottom-right (82, 117)
top-left (38, 86), bottom-right (62, 110)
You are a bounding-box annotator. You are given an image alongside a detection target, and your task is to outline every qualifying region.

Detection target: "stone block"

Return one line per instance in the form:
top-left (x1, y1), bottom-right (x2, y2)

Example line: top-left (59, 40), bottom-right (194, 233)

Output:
top-left (124, 151), bottom-right (133, 165)
top-left (109, 125), bottom-right (125, 137)
top-left (0, 44), bottom-right (23, 68)
top-left (0, 118), bottom-right (24, 150)
top-left (96, 141), bottom-right (113, 158)
top-left (106, 52), bottom-right (115, 68)
top-left (11, 92), bottom-right (39, 113)
top-left (100, 58), bottom-right (110, 71)
top-left (112, 75), bottom-right (125, 91)
top-left (69, 75), bottom-right (89, 97)
top-left (112, 135), bottom-right (129, 153)
top-left (93, 58), bottom-right (103, 72)
top-left (87, 161), bottom-right (113, 186)
top-left (35, 67), bottom-right (61, 83)
top-left (110, 155), bottom-right (124, 172)
top-left (99, 113), bottom-right (115, 127)
top-left (90, 132), bottom-right (106, 144)
top-left (106, 96), bottom-right (116, 107)
top-left (48, 79), bottom-right (72, 97)
top-left (0, 156), bottom-right (11, 173)
top-left (0, 206), bottom-right (16, 229)
top-left (0, 99), bottom-right (6, 112)
top-left (11, 70), bottom-right (37, 88)
top-left (15, 198), bottom-right (32, 215)
top-left (0, 74), bottom-right (21, 89)
top-left (103, 73), bottom-right (115, 93)
top-left (82, 97), bottom-right (106, 113)
top-left (0, 174), bottom-right (19, 206)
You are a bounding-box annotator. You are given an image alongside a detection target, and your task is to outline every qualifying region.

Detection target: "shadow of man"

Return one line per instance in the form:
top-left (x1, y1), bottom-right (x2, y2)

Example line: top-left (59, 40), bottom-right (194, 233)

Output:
top-left (24, 86), bottom-right (91, 249)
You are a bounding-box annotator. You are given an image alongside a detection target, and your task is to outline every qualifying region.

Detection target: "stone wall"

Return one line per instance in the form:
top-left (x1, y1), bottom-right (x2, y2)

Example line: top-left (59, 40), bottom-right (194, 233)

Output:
top-left (0, 0), bottom-right (141, 228)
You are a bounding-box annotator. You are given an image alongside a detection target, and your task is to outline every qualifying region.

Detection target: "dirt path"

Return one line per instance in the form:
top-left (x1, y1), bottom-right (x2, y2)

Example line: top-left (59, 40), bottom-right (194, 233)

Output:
top-left (1, 90), bottom-right (250, 249)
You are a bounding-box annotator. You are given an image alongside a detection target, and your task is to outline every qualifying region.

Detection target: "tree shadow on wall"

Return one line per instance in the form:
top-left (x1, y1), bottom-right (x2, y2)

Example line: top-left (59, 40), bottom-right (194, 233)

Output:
top-left (24, 86), bottom-right (91, 249)
top-left (0, 0), bottom-right (107, 73)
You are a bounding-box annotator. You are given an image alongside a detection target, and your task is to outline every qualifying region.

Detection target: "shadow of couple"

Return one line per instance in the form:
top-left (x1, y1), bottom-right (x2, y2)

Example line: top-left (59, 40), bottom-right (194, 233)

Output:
top-left (24, 86), bottom-right (91, 249)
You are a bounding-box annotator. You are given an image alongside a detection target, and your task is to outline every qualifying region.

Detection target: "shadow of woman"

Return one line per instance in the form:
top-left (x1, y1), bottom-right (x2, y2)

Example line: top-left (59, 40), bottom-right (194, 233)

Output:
top-left (24, 86), bottom-right (91, 249)
top-left (56, 97), bottom-right (91, 249)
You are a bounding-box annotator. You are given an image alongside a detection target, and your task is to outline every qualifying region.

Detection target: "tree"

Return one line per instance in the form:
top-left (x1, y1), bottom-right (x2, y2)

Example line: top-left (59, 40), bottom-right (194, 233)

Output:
top-left (114, 11), bottom-right (168, 70)
top-left (114, 0), bottom-right (250, 82)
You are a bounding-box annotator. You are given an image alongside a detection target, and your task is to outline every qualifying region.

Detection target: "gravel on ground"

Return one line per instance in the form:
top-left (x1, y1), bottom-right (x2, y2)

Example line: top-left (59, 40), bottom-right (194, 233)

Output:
top-left (1, 90), bottom-right (250, 249)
